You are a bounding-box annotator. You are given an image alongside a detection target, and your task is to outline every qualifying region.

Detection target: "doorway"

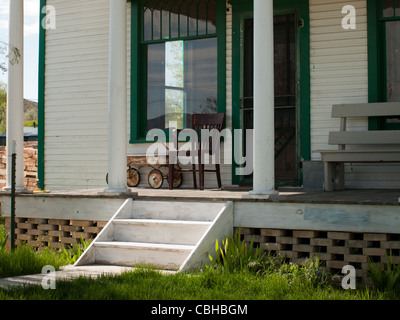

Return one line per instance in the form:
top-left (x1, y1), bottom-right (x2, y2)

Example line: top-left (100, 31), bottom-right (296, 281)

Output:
top-left (232, 1), bottom-right (310, 187)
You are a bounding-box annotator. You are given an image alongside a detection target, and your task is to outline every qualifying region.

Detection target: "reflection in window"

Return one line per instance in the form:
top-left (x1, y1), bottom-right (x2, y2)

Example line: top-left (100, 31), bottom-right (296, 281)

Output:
top-left (146, 38), bottom-right (218, 131)
top-left (165, 41), bottom-right (184, 129)
top-left (383, 0), bottom-right (400, 17)
top-left (383, 0), bottom-right (395, 17)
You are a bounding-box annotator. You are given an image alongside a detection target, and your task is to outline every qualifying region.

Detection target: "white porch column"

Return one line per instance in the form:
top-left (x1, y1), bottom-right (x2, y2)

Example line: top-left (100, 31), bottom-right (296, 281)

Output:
top-left (4, 0), bottom-right (25, 192)
top-left (104, 0), bottom-right (128, 193)
top-left (249, 0), bottom-right (278, 198)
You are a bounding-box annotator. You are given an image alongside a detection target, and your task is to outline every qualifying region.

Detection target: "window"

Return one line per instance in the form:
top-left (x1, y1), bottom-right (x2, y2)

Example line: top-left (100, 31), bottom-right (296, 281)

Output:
top-left (382, 0), bottom-right (400, 18)
top-left (143, 0), bottom-right (217, 40)
top-left (131, 0), bottom-right (225, 141)
top-left (367, 0), bottom-right (400, 129)
top-left (146, 38), bottom-right (218, 130)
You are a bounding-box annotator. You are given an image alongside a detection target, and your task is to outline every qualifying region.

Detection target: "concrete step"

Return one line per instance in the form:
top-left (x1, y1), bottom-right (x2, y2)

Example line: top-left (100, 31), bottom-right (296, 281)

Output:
top-left (94, 241), bottom-right (195, 270)
top-left (112, 219), bottom-right (211, 245)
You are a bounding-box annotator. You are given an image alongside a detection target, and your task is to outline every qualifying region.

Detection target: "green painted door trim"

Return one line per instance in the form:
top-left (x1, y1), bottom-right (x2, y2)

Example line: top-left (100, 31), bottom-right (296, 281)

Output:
top-left (38, 0), bottom-right (46, 190)
top-left (130, 0), bottom-right (140, 143)
top-left (130, 0), bottom-right (226, 143)
top-left (231, 0), bottom-right (310, 186)
top-left (367, 0), bottom-right (400, 131)
top-left (367, 0), bottom-right (383, 130)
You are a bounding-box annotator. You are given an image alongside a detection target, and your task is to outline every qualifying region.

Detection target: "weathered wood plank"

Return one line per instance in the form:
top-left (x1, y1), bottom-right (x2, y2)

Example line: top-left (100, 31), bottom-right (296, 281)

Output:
top-left (320, 150), bottom-right (400, 162)
top-left (329, 131), bottom-right (400, 145)
top-left (332, 102), bottom-right (400, 118)
top-left (0, 196), bottom-right (126, 221)
top-left (234, 202), bottom-right (400, 234)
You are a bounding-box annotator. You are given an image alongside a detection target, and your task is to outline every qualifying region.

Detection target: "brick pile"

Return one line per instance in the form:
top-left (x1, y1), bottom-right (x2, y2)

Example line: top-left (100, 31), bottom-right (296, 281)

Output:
top-left (0, 141), bottom-right (38, 190)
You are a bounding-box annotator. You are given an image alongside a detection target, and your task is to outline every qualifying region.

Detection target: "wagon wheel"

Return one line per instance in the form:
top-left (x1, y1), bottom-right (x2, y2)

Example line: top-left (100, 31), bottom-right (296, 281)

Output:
top-left (127, 168), bottom-right (140, 187)
top-left (148, 169), bottom-right (163, 189)
top-left (106, 168), bottom-right (140, 188)
top-left (167, 166), bottom-right (183, 189)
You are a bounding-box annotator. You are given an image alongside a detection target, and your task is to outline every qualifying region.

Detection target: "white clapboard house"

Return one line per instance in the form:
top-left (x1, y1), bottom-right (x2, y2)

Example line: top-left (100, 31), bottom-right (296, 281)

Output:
top-left (5, 0), bottom-right (400, 192)
top-left (2, 0), bottom-right (400, 276)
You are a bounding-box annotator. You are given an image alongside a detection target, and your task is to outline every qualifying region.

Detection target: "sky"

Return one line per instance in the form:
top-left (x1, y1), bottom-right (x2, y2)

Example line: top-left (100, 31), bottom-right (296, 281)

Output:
top-left (0, 0), bottom-right (40, 101)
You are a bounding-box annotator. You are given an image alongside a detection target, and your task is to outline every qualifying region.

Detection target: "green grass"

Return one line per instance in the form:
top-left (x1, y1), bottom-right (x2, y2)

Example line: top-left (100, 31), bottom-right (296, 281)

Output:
top-left (24, 120), bottom-right (38, 128)
top-left (0, 223), bottom-right (66, 280)
top-left (0, 245), bottom-right (69, 279)
top-left (0, 222), bottom-right (86, 279)
top-left (0, 267), bottom-right (383, 300)
top-left (0, 223), bottom-right (398, 300)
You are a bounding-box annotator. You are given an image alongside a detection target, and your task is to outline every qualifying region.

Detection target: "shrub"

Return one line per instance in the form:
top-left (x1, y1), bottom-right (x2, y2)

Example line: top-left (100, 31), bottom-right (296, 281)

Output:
top-left (208, 227), bottom-right (266, 273)
top-left (207, 227), bottom-right (332, 289)
top-left (0, 224), bottom-right (8, 253)
top-left (368, 251), bottom-right (400, 298)
top-left (276, 257), bottom-right (330, 288)
top-left (61, 236), bottom-right (92, 265)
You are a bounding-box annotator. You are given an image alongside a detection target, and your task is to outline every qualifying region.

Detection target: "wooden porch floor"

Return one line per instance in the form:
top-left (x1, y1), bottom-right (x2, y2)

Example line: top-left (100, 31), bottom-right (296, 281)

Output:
top-left (31, 187), bottom-right (400, 206)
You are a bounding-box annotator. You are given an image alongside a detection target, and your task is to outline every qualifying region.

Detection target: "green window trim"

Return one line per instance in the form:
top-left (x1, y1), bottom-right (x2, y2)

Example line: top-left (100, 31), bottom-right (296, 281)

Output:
top-left (38, 0), bottom-right (46, 190)
top-left (367, 0), bottom-right (400, 130)
top-left (130, 0), bottom-right (226, 144)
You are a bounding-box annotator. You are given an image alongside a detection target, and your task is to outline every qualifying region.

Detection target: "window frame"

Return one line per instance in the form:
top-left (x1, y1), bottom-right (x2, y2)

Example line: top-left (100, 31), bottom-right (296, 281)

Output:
top-left (367, 0), bottom-right (400, 130)
top-left (130, 0), bottom-right (226, 143)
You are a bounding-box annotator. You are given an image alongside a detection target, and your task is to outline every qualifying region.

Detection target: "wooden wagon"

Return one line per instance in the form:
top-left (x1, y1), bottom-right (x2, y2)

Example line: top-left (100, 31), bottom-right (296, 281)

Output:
top-left (126, 155), bottom-right (183, 189)
top-left (106, 155), bottom-right (183, 189)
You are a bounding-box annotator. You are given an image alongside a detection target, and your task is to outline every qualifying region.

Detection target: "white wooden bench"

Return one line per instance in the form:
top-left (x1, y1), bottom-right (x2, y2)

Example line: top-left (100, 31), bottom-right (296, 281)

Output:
top-left (318, 102), bottom-right (400, 191)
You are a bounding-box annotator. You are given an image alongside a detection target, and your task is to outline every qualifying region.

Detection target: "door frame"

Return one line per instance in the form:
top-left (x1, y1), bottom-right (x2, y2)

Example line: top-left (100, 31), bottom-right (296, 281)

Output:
top-left (367, 0), bottom-right (400, 131)
top-left (231, 0), bottom-right (311, 186)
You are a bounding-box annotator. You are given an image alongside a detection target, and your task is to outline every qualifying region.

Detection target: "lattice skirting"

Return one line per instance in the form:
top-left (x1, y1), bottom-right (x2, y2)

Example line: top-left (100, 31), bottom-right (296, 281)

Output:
top-left (4, 217), bottom-right (107, 250)
top-left (238, 227), bottom-right (400, 280)
top-left (4, 219), bottom-right (400, 280)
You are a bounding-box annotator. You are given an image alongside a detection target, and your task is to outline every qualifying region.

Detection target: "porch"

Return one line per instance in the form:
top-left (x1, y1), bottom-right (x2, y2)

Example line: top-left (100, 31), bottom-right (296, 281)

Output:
top-left (1, 187), bottom-right (399, 280)
top-left (13, 187), bottom-right (398, 205)
top-left (123, 187), bottom-right (400, 205)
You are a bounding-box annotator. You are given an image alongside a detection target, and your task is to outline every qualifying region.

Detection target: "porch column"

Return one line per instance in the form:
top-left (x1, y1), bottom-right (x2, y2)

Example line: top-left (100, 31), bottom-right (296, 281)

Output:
top-left (104, 0), bottom-right (128, 193)
top-left (249, 0), bottom-right (278, 198)
top-left (4, 0), bottom-right (25, 192)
